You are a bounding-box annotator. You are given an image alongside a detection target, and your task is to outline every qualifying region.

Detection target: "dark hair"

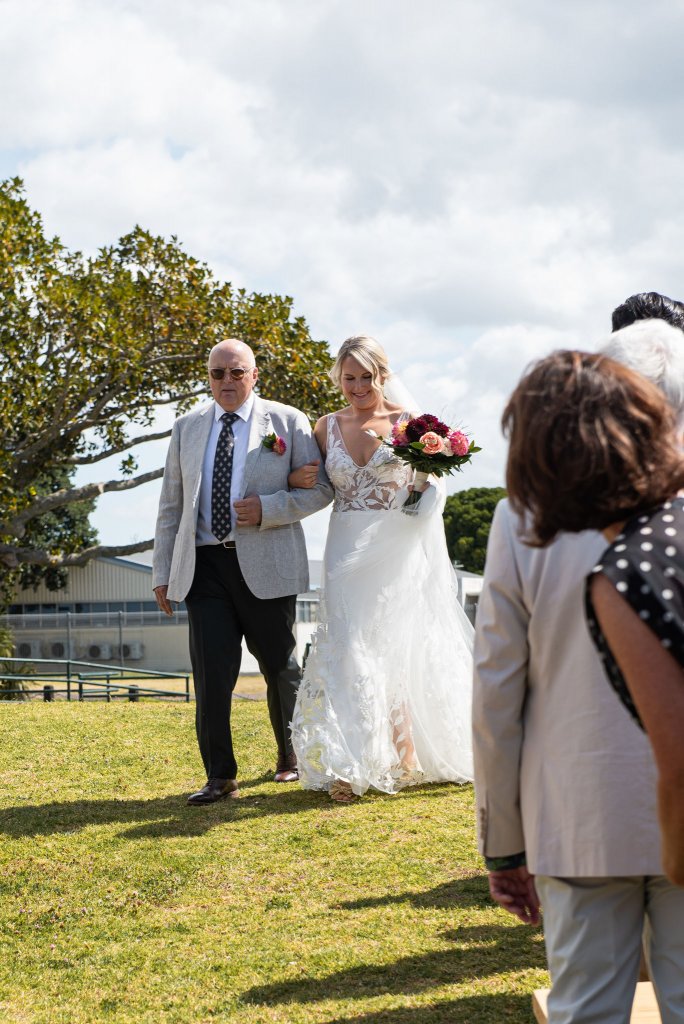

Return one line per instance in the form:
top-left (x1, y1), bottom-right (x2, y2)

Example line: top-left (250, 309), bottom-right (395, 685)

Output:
top-left (611, 291), bottom-right (684, 331)
top-left (503, 350), bottom-right (684, 545)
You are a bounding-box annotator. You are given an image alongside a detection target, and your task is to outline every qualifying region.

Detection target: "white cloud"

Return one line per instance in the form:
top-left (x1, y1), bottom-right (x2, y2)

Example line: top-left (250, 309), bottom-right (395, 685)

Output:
top-left (3, 0), bottom-right (684, 557)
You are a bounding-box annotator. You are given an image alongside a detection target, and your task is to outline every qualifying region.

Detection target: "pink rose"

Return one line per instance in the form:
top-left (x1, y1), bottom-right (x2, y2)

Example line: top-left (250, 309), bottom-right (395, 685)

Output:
top-left (273, 436), bottom-right (287, 455)
top-left (419, 431), bottom-right (444, 455)
top-left (448, 430), bottom-right (469, 457)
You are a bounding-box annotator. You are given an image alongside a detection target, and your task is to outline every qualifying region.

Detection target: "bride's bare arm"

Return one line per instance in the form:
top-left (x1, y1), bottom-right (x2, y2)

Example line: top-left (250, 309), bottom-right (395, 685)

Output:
top-left (287, 416), bottom-right (327, 489)
top-left (313, 415), bottom-right (328, 457)
top-left (288, 461), bottom-right (320, 489)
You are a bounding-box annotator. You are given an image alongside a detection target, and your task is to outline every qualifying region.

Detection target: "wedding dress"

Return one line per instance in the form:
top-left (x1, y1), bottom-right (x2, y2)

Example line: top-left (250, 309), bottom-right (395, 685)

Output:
top-left (291, 414), bottom-right (474, 796)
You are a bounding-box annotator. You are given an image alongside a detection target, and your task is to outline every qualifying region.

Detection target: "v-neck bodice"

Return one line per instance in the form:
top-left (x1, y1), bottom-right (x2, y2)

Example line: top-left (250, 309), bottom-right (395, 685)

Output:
top-left (326, 414), bottom-right (413, 512)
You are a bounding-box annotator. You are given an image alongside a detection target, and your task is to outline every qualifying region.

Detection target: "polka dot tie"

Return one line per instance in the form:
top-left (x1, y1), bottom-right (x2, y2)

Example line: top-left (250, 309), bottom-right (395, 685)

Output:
top-left (211, 413), bottom-right (239, 541)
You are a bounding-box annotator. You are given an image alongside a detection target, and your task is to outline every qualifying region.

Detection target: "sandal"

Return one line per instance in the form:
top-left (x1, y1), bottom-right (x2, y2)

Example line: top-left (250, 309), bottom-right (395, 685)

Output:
top-left (329, 780), bottom-right (357, 803)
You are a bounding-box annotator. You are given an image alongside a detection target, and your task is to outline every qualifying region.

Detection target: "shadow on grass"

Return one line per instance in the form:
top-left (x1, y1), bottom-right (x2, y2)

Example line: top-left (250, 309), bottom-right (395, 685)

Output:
top-left (0, 783), bottom-right (334, 839)
top-left (321, 992), bottom-right (533, 1023)
top-left (336, 874), bottom-right (491, 911)
top-left (240, 923), bottom-right (545, 1007)
top-left (0, 774), bottom-right (459, 840)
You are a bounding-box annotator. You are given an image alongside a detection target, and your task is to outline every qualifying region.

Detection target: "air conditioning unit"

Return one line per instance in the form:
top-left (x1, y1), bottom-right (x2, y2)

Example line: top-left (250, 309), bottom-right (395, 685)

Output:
top-left (120, 641), bottom-right (144, 660)
top-left (16, 639), bottom-right (42, 660)
top-left (49, 640), bottom-right (77, 659)
top-left (87, 643), bottom-right (112, 660)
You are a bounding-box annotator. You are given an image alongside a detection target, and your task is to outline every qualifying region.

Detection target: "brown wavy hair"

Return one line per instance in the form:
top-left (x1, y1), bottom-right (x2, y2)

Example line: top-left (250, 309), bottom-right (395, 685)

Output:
top-left (503, 349), bottom-right (684, 545)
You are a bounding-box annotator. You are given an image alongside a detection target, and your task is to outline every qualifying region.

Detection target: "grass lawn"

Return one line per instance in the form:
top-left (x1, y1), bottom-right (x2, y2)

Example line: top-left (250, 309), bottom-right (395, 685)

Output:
top-left (0, 702), bottom-right (548, 1023)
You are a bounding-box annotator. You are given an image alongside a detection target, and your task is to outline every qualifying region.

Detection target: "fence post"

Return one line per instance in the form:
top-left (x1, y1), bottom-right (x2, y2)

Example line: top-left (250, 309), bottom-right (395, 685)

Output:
top-left (128, 685), bottom-right (139, 702)
top-left (78, 679), bottom-right (83, 701)
top-left (43, 684), bottom-right (54, 702)
top-left (185, 675), bottom-right (190, 703)
top-left (66, 610), bottom-right (72, 687)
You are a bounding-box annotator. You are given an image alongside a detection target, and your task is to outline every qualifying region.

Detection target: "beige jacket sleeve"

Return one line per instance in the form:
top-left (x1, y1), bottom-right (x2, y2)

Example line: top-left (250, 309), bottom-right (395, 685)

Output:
top-left (472, 500), bottom-right (529, 858)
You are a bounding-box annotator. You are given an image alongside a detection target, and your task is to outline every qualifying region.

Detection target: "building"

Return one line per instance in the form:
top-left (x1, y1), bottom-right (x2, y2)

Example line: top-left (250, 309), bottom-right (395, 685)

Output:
top-left (5, 554), bottom-right (480, 674)
top-left (5, 554), bottom-right (322, 674)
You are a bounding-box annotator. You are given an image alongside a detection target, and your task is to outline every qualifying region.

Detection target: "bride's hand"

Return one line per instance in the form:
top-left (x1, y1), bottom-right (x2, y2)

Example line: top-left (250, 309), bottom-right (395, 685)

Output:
top-left (288, 460), bottom-right (320, 489)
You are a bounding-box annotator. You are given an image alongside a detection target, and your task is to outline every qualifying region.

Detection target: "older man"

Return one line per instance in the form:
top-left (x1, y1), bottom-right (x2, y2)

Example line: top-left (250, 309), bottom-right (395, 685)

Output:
top-left (473, 320), bottom-right (684, 1022)
top-left (153, 339), bottom-right (332, 804)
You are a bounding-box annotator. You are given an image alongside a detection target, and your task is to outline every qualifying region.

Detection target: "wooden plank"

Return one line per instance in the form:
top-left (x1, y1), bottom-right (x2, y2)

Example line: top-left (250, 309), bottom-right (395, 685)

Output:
top-left (532, 983), bottom-right (660, 1023)
top-left (532, 989), bottom-right (548, 1024)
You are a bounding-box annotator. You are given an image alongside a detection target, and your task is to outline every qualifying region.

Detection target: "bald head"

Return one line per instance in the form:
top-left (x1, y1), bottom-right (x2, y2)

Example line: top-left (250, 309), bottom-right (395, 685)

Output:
top-left (208, 338), bottom-right (256, 369)
top-left (208, 338), bottom-right (259, 412)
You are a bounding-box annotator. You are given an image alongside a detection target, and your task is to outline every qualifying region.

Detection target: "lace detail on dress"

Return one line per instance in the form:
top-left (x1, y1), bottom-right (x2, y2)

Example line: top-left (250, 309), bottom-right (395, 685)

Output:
top-left (326, 414), bottom-right (412, 512)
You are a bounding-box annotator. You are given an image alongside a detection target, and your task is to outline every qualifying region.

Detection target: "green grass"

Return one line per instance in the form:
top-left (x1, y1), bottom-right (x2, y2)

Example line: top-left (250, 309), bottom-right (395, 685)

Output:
top-left (0, 703), bottom-right (548, 1023)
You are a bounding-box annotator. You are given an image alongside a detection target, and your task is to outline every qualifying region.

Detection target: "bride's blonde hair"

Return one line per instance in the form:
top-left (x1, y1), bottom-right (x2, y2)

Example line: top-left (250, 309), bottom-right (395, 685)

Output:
top-left (329, 335), bottom-right (392, 395)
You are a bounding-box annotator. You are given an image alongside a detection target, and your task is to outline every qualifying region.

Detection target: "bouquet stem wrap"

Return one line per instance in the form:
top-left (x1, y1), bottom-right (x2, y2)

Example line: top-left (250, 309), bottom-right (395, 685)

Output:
top-left (403, 470), bottom-right (430, 512)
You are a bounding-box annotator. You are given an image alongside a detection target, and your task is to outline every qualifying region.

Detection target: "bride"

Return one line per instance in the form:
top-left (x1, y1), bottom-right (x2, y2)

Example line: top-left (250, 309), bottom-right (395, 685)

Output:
top-left (289, 335), bottom-right (474, 802)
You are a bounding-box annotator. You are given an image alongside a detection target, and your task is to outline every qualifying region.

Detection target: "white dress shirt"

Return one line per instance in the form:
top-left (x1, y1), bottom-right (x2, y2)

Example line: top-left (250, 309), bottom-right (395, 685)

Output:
top-left (196, 394), bottom-right (254, 545)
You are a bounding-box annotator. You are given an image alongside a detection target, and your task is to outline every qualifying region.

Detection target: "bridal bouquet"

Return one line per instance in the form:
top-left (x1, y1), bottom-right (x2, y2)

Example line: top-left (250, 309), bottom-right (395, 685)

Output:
top-left (381, 414), bottom-right (480, 510)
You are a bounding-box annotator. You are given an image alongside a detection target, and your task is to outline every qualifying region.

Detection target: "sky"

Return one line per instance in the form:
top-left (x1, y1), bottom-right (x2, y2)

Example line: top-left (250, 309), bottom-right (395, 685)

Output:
top-left (3, 0), bottom-right (684, 558)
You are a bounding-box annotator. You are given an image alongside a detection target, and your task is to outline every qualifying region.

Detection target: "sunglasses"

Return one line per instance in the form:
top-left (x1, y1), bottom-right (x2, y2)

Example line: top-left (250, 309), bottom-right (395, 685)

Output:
top-left (209, 366), bottom-right (253, 381)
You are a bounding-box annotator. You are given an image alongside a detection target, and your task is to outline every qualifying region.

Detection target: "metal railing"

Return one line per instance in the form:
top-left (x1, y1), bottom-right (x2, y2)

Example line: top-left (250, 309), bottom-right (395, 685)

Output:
top-left (2, 610), bottom-right (188, 631)
top-left (0, 657), bottom-right (191, 702)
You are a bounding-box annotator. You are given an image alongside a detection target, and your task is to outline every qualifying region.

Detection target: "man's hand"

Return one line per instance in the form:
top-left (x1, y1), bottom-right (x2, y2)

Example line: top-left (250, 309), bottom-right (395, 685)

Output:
top-left (153, 585), bottom-right (174, 617)
top-left (234, 495), bottom-right (262, 527)
top-left (488, 866), bottom-right (541, 925)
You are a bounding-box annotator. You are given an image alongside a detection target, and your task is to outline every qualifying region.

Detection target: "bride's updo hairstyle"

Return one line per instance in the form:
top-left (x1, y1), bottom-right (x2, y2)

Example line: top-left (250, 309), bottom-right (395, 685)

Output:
top-left (330, 335), bottom-right (392, 397)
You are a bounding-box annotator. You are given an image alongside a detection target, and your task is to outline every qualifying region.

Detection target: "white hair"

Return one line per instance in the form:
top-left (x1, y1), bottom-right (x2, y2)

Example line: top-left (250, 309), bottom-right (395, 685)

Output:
top-left (599, 318), bottom-right (684, 425)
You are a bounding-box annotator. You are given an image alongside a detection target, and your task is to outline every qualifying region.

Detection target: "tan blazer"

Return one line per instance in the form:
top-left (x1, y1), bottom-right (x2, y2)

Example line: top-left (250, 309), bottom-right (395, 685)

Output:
top-left (152, 397), bottom-right (332, 602)
top-left (473, 499), bottom-right (662, 877)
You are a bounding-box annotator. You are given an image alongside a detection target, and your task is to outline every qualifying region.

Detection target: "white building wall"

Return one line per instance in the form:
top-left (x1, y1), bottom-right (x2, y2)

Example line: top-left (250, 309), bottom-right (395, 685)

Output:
top-left (9, 556), bottom-right (319, 674)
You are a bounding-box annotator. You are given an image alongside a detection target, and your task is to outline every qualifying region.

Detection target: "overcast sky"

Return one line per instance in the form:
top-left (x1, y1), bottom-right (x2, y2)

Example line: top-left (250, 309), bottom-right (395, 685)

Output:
top-left (3, 0), bottom-right (684, 558)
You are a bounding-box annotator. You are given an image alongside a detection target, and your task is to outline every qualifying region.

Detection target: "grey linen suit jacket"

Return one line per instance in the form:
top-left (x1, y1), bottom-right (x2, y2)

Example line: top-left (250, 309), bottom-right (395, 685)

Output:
top-left (472, 499), bottom-right (663, 877)
top-left (152, 397), bottom-right (332, 602)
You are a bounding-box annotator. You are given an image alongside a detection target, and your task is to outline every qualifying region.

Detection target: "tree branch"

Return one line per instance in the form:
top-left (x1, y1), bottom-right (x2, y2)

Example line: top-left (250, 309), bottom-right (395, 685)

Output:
top-left (13, 388), bottom-right (205, 468)
top-left (0, 538), bottom-right (154, 570)
top-left (1, 468), bottom-right (164, 537)
top-left (67, 429), bottom-right (174, 465)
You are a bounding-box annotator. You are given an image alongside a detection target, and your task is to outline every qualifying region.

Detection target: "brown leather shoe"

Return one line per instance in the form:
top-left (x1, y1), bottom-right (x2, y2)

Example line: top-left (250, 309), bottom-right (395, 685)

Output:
top-left (187, 778), bottom-right (239, 805)
top-left (274, 752), bottom-right (298, 783)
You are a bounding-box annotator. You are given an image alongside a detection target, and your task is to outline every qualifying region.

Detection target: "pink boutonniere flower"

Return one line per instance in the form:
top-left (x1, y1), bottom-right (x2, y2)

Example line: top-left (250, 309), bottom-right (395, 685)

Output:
top-left (262, 432), bottom-right (287, 455)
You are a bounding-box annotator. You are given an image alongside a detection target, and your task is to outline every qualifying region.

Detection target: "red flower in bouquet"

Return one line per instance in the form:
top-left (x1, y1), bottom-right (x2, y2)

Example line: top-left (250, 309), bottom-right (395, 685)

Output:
top-left (404, 414), bottom-right (450, 443)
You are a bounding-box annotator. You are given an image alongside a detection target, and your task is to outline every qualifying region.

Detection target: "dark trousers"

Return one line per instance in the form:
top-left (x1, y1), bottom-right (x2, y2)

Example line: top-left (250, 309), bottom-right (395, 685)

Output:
top-left (185, 545), bottom-right (300, 780)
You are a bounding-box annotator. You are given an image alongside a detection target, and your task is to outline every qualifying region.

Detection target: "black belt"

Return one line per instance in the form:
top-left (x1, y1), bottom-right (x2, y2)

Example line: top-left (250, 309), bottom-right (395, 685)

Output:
top-left (221, 541), bottom-right (237, 549)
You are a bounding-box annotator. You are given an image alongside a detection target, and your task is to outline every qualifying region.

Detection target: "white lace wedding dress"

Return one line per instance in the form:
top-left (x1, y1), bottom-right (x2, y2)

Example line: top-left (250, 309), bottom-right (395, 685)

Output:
top-left (291, 414), bottom-right (474, 796)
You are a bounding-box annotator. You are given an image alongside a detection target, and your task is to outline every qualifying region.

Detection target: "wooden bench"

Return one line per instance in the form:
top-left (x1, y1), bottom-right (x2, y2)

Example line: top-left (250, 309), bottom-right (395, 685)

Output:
top-left (533, 982), bottom-right (661, 1023)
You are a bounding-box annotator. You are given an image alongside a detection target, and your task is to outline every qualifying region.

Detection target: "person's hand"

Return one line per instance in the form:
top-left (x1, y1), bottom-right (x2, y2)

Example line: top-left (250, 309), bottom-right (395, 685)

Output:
top-left (488, 867), bottom-right (541, 925)
top-left (234, 495), bottom-right (262, 526)
top-left (288, 461), bottom-right (320, 489)
top-left (154, 585), bottom-right (174, 617)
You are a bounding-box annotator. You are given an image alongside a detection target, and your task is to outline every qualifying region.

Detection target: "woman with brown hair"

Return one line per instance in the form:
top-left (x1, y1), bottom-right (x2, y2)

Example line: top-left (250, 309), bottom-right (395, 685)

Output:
top-left (502, 349), bottom-right (684, 885)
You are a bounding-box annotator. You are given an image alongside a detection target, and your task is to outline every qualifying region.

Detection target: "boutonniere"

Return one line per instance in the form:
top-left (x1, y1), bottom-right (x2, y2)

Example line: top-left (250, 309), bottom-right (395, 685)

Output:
top-left (262, 432), bottom-right (287, 455)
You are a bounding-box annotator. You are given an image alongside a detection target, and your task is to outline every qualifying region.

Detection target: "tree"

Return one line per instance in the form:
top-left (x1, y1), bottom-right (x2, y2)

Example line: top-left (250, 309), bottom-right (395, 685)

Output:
top-left (443, 486), bottom-right (507, 573)
top-left (0, 179), bottom-right (339, 598)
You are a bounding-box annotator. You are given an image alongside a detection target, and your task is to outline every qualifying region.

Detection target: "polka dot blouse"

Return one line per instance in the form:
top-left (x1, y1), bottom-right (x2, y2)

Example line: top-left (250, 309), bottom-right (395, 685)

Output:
top-left (585, 497), bottom-right (684, 730)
